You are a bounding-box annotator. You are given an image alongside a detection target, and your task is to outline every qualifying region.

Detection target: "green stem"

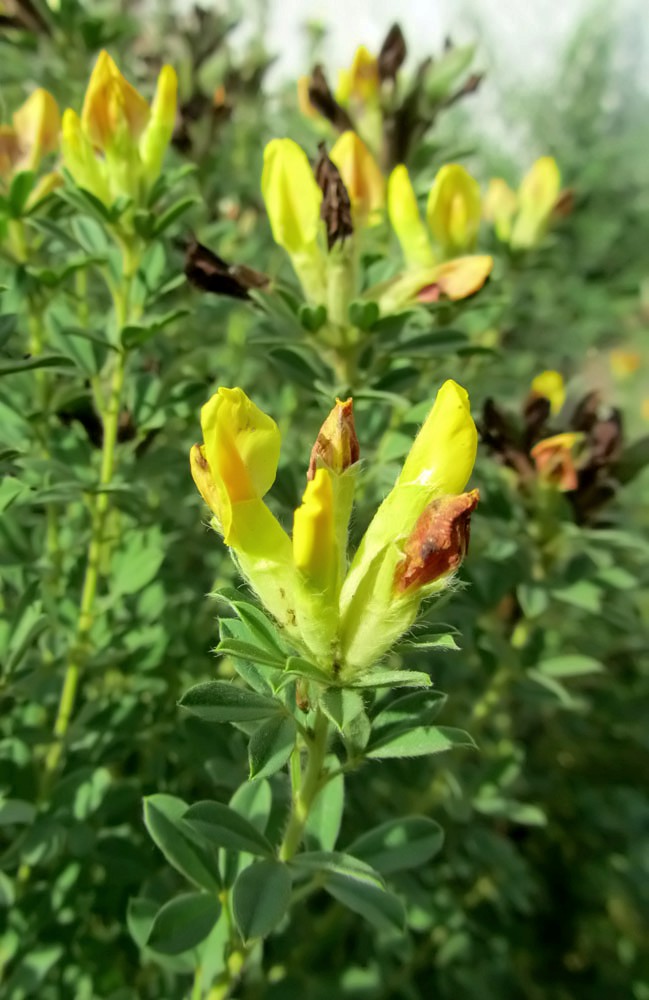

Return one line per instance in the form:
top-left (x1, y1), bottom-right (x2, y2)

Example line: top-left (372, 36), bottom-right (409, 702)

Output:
top-left (279, 708), bottom-right (330, 861)
top-left (43, 268), bottom-right (133, 785)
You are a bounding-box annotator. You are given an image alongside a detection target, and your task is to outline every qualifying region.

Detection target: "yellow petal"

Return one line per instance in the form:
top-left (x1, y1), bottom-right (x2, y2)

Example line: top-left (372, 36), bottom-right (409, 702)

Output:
top-left (426, 163), bottom-right (482, 257)
top-left (293, 468), bottom-right (337, 592)
top-left (139, 64), bottom-right (178, 186)
top-left (510, 156), bottom-right (561, 249)
top-left (81, 50), bottom-right (150, 150)
top-left (531, 370), bottom-right (565, 415)
top-left (387, 165), bottom-right (435, 268)
top-left (61, 108), bottom-right (111, 206)
top-left (297, 75), bottom-right (318, 118)
top-left (200, 387), bottom-right (281, 542)
top-left (609, 349), bottom-right (641, 378)
top-left (0, 126), bottom-right (21, 180)
top-left (12, 88), bottom-right (60, 171)
top-left (330, 130), bottom-right (385, 226)
top-left (398, 379), bottom-right (478, 495)
top-left (261, 138), bottom-right (323, 256)
top-left (336, 46), bottom-right (380, 104)
top-left (483, 177), bottom-right (517, 242)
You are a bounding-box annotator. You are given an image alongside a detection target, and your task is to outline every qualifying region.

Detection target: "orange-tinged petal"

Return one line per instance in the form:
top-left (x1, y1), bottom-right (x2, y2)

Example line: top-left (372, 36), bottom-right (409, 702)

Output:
top-left (330, 130), bottom-right (385, 225)
top-left (394, 489), bottom-right (479, 592)
top-left (530, 432), bottom-right (583, 491)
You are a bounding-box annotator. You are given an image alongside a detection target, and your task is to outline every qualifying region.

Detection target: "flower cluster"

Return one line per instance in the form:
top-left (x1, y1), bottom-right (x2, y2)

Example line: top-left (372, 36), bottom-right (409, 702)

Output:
top-left (191, 381), bottom-right (479, 678)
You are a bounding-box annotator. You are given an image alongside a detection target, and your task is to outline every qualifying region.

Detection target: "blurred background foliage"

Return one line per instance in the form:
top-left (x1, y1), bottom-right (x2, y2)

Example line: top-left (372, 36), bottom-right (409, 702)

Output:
top-left (0, 1), bottom-right (647, 998)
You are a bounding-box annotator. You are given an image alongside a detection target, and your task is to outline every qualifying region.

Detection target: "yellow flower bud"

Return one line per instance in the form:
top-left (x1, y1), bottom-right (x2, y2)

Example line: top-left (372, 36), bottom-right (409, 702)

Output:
top-left (399, 379), bottom-right (477, 494)
top-left (387, 165), bottom-right (435, 268)
top-left (261, 138), bottom-right (323, 256)
top-left (531, 370), bottom-right (565, 415)
top-left (329, 131), bottom-right (384, 226)
top-left (308, 397), bottom-right (359, 479)
top-left (81, 50), bottom-right (150, 152)
top-left (426, 164), bottom-right (482, 258)
top-left (336, 46), bottom-right (380, 105)
top-left (0, 126), bottom-right (21, 181)
top-left (12, 88), bottom-right (60, 172)
top-left (293, 468), bottom-right (338, 593)
top-left (139, 64), bottom-right (178, 188)
top-left (510, 156), bottom-right (561, 249)
top-left (483, 177), bottom-right (517, 242)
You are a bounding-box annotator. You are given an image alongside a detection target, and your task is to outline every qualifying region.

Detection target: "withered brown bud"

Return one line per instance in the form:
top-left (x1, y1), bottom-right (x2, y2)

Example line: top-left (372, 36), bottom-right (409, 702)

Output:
top-left (588, 409), bottom-right (623, 467)
top-left (378, 23), bottom-right (407, 82)
top-left (307, 65), bottom-right (355, 132)
top-left (394, 489), bottom-right (480, 593)
top-left (184, 239), bottom-right (269, 300)
top-left (313, 143), bottom-right (354, 251)
top-left (307, 397), bottom-right (360, 480)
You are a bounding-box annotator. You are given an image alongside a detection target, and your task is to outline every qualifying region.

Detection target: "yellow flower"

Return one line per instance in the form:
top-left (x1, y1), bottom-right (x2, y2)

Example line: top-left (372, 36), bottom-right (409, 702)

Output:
top-left (338, 380), bottom-right (478, 674)
top-left (484, 158), bottom-right (562, 249)
top-left (376, 254), bottom-right (493, 314)
top-left (531, 370), bottom-right (565, 416)
top-left (293, 468), bottom-right (338, 592)
top-left (191, 382), bottom-right (479, 678)
top-left (530, 432), bottom-right (583, 491)
top-left (510, 156), bottom-right (561, 250)
top-left (62, 50), bottom-right (177, 209)
top-left (81, 50), bottom-right (150, 151)
top-left (426, 164), bottom-right (482, 258)
top-left (0, 88), bottom-right (60, 202)
top-left (261, 138), bottom-right (326, 302)
top-left (483, 178), bottom-right (517, 242)
top-left (387, 165), bottom-right (435, 268)
top-left (609, 350), bottom-right (640, 378)
top-left (336, 46), bottom-right (380, 105)
top-left (329, 131), bottom-right (384, 226)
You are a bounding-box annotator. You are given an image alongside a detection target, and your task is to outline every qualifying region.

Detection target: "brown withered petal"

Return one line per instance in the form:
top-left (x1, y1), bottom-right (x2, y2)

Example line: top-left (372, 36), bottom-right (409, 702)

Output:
top-left (308, 65), bottom-right (355, 132)
top-left (571, 391), bottom-right (601, 433)
top-left (553, 188), bottom-right (575, 218)
top-left (184, 239), bottom-right (269, 299)
top-left (522, 393), bottom-right (551, 447)
top-left (589, 410), bottom-right (623, 467)
top-left (307, 397), bottom-right (360, 480)
top-left (314, 143), bottom-right (353, 251)
top-left (394, 489), bottom-right (480, 593)
top-left (378, 23), bottom-right (407, 82)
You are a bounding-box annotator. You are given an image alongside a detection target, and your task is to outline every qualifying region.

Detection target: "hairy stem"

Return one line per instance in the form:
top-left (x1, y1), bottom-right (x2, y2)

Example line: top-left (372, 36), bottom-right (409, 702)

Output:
top-left (279, 708), bottom-right (330, 861)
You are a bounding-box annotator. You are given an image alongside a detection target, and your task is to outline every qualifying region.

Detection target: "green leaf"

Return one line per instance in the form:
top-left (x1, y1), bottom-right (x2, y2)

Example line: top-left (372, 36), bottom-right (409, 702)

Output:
top-left (319, 689), bottom-right (365, 734)
top-left (179, 681), bottom-right (282, 723)
top-left (146, 892), bottom-right (221, 956)
top-left (348, 670), bottom-right (432, 689)
top-left (537, 655), bottom-right (604, 679)
top-left (215, 638), bottom-right (285, 670)
top-left (292, 852), bottom-right (405, 932)
top-left (121, 308), bottom-right (188, 349)
top-left (372, 689), bottom-right (447, 734)
top-left (298, 302), bottom-right (327, 332)
top-left (305, 768), bottom-right (344, 851)
top-left (8, 170), bottom-right (35, 218)
top-left (349, 299), bottom-right (380, 330)
top-left (248, 715), bottom-right (297, 780)
top-left (232, 859), bottom-right (292, 941)
top-left (153, 196), bottom-right (199, 236)
top-left (183, 801), bottom-right (273, 856)
top-left (0, 799), bottom-right (37, 826)
top-left (424, 43), bottom-right (477, 100)
top-left (348, 817), bottom-right (444, 874)
top-left (367, 725), bottom-right (477, 759)
top-left (284, 656), bottom-right (333, 685)
top-left (143, 795), bottom-right (220, 891)
top-left (0, 354), bottom-right (77, 377)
